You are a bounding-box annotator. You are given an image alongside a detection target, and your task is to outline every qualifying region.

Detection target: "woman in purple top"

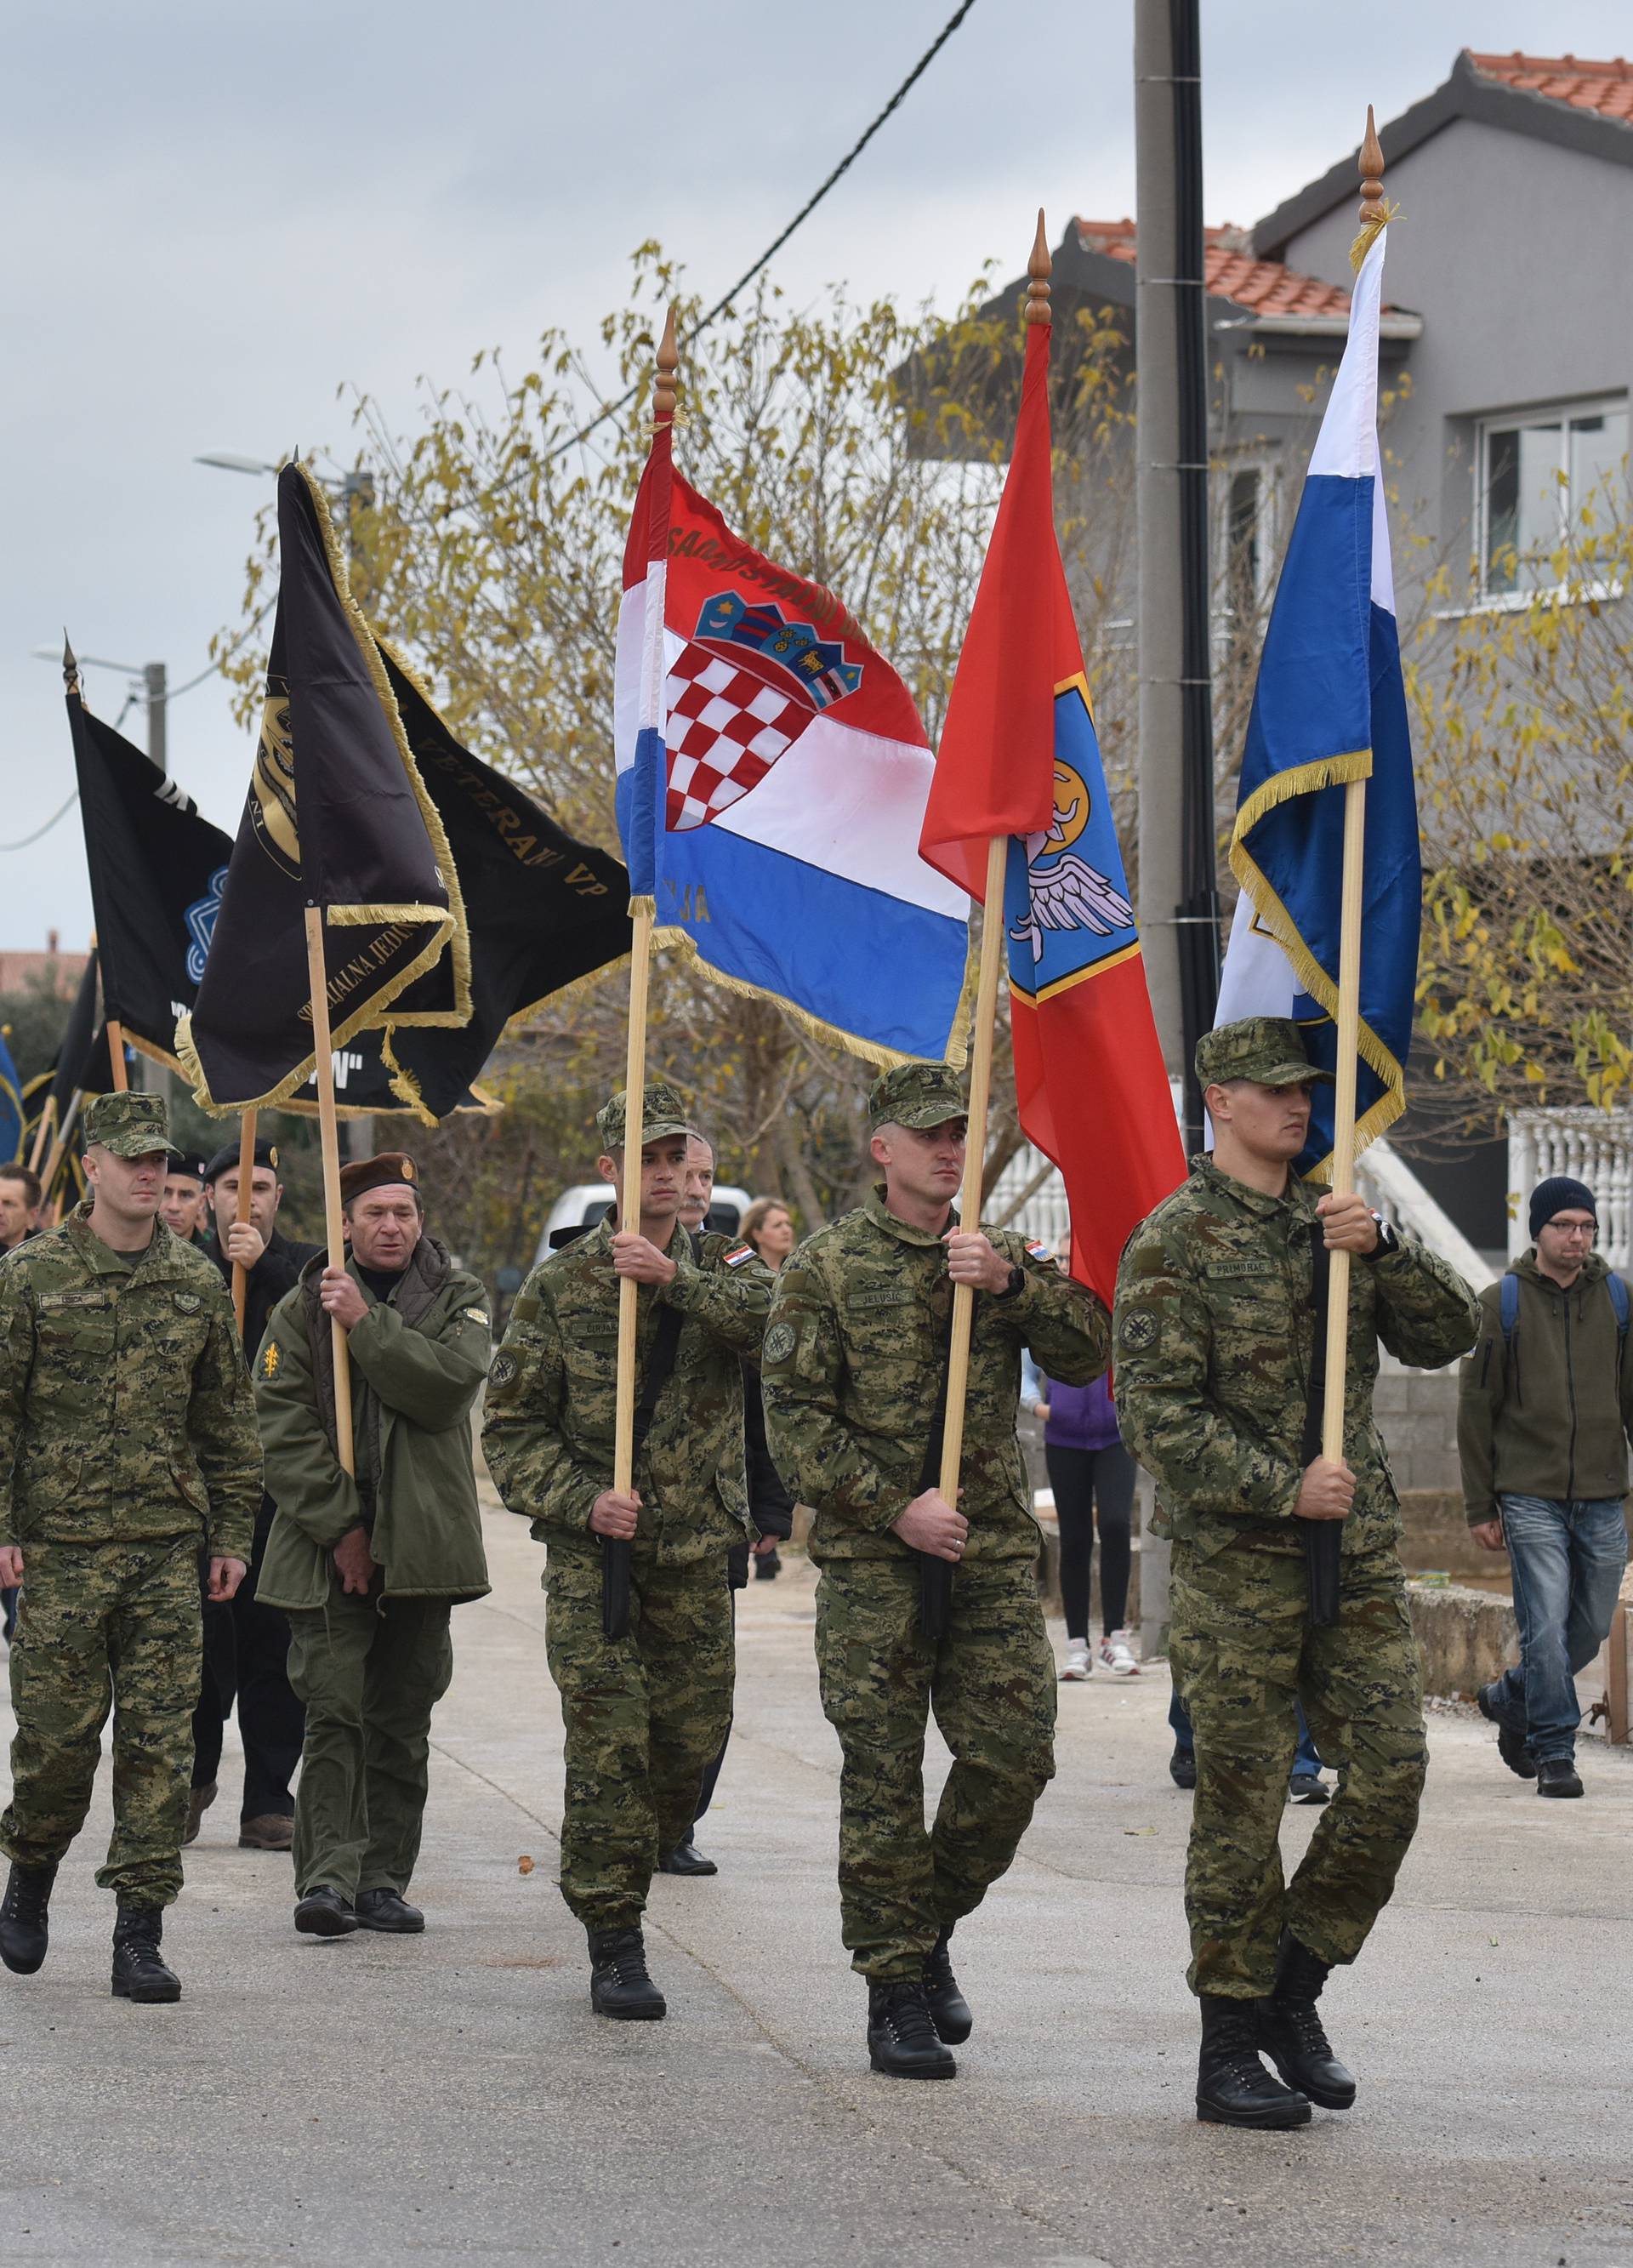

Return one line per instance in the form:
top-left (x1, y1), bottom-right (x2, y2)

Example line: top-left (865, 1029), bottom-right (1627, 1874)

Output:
top-left (1021, 1236), bottom-right (1139, 1680)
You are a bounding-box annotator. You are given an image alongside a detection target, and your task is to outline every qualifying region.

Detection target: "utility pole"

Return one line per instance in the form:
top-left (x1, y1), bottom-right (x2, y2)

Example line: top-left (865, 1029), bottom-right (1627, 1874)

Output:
top-left (143, 660), bottom-right (168, 770)
top-left (1135, 0), bottom-right (1220, 1659)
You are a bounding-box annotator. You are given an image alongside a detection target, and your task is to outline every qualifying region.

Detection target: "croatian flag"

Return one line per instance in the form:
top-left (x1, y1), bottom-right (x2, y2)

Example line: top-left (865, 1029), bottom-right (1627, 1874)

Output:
top-left (1215, 225), bottom-right (1420, 1179)
top-left (613, 421), bottom-right (970, 1064)
top-left (919, 314), bottom-right (1184, 1309)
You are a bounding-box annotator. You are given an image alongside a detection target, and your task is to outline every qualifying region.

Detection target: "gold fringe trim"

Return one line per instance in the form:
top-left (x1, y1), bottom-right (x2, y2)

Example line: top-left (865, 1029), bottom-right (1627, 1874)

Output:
top-left (1349, 202), bottom-right (1398, 276)
top-left (174, 1004), bottom-right (490, 1122)
top-left (297, 465), bottom-right (472, 1034)
top-left (629, 893), bottom-right (657, 922)
top-left (1231, 747), bottom-right (1372, 843)
top-left (1226, 761), bottom-right (1407, 1184)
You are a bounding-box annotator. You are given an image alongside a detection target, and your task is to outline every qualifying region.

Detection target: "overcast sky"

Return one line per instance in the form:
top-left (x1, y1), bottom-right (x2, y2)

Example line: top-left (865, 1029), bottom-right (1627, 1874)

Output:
top-left (6, 0), bottom-right (1630, 950)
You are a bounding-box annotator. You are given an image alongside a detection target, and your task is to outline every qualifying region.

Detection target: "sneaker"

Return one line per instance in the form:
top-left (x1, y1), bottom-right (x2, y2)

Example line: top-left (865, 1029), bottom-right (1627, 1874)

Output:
top-left (1287, 1771), bottom-right (1330, 1805)
top-left (1098, 1628), bottom-right (1140, 1677)
top-left (1536, 1757), bottom-right (1584, 1798)
top-left (1059, 1639), bottom-right (1093, 1682)
top-left (1477, 1680), bottom-right (1537, 1779)
top-left (1169, 1743), bottom-right (1198, 1791)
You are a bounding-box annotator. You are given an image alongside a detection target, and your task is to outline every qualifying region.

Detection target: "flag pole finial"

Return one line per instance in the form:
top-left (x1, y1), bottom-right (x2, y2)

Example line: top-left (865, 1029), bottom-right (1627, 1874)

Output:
top-left (62, 631), bottom-right (81, 701)
top-left (654, 307), bottom-right (680, 428)
top-left (1025, 209), bottom-right (1052, 327)
top-left (1359, 104), bottom-right (1385, 224)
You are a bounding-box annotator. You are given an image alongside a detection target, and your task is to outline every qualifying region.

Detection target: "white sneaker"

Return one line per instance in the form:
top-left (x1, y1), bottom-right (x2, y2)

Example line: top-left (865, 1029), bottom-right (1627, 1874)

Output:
top-left (1059, 1639), bottom-right (1093, 1682)
top-left (1097, 1629), bottom-right (1140, 1677)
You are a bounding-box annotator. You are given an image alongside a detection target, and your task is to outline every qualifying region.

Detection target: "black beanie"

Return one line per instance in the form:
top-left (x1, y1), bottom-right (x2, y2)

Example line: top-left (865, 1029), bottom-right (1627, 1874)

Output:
top-left (1530, 1175), bottom-right (1596, 1243)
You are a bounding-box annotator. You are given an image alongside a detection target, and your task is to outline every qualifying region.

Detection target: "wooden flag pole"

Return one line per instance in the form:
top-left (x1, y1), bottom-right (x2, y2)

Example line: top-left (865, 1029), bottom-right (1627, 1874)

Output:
top-left (230, 1108), bottom-right (258, 1338)
top-left (27, 1098), bottom-right (54, 1176)
top-left (1318, 114), bottom-right (1386, 1467)
top-left (604, 308), bottom-right (677, 1638)
top-left (105, 1021), bottom-right (128, 1093)
top-left (303, 906), bottom-right (355, 1477)
top-left (935, 217), bottom-right (1053, 1518)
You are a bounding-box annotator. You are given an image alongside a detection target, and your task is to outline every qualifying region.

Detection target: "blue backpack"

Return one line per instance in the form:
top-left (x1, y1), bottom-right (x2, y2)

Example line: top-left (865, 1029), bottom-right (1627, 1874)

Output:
top-left (1499, 1267), bottom-right (1629, 1353)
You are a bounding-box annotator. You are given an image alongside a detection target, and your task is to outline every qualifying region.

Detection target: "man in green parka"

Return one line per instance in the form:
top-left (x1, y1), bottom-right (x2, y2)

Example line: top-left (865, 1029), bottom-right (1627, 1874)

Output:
top-left (253, 1152), bottom-right (490, 1940)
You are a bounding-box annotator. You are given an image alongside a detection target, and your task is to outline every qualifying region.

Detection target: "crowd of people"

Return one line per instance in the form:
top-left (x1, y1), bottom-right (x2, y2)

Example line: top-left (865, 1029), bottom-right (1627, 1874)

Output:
top-left (0, 1014), bottom-right (1626, 2130)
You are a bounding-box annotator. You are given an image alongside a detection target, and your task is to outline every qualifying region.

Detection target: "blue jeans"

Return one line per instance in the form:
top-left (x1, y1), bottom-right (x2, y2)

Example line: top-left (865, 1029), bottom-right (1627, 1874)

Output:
top-left (1489, 1495), bottom-right (1628, 1764)
top-left (1169, 1689), bottom-right (1323, 1779)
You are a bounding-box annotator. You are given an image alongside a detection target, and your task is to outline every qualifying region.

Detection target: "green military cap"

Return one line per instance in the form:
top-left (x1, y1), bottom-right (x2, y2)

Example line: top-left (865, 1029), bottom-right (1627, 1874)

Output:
top-left (1195, 1017), bottom-right (1334, 1092)
top-left (867, 1061), bottom-right (968, 1131)
top-left (82, 1090), bottom-right (172, 1158)
top-left (596, 1077), bottom-right (692, 1152)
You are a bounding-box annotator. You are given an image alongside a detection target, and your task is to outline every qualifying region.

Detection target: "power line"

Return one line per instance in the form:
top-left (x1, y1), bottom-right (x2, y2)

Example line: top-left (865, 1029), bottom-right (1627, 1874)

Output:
top-left (0, 790), bottom-right (78, 853)
top-left (534, 0), bottom-right (981, 471)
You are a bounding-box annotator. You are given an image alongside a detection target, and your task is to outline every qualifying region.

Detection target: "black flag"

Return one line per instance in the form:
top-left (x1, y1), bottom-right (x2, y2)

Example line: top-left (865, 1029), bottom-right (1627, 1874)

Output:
top-left (65, 671), bottom-right (485, 1119)
top-left (45, 948), bottom-right (105, 1130)
top-left (374, 640), bottom-right (631, 1117)
top-left (179, 461), bottom-right (467, 1114)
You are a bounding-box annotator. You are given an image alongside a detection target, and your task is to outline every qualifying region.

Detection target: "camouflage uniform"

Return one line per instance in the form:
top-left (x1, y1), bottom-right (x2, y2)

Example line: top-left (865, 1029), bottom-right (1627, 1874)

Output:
top-left (1113, 1020), bottom-right (1480, 1998)
top-left (0, 1094), bottom-right (260, 1907)
top-left (481, 1082), bottom-right (773, 1933)
top-left (761, 1063), bottom-right (1109, 1979)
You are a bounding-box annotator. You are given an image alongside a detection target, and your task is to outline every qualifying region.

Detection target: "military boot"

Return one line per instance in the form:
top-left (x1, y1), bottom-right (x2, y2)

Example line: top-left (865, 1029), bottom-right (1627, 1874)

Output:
top-left (111, 1905), bottom-right (181, 2004)
top-left (923, 1927), bottom-right (973, 2044)
top-left (867, 1979), bottom-right (957, 2080)
top-left (0, 1861), bottom-right (58, 1975)
top-left (588, 1927), bottom-right (666, 2020)
top-left (1196, 1993), bottom-right (1310, 2128)
top-left (1257, 1932), bottom-right (1356, 2110)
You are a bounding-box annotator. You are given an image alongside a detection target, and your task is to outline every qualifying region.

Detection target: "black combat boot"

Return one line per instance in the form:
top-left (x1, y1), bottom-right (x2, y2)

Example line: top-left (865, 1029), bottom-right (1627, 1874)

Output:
top-left (1196, 1992), bottom-right (1310, 2128)
top-left (0, 1861), bottom-right (57, 1975)
top-left (867, 1979), bottom-right (957, 2080)
top-left (1257, 1934), bottom-right (1356, 2110)
top-left (588, 1927), bottom-right (666, 2020)
top-left (111, 1904), bottom-right (181, 2003)
top-left (923, 1927), bottom-right (973, 2045)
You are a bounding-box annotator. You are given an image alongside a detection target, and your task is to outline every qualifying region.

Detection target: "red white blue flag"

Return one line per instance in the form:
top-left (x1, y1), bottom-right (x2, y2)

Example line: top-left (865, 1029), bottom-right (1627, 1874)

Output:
top-left (919, 316), bottom-right (1184, 1306)
top-left (614, 423), bottom-right (970, 1065)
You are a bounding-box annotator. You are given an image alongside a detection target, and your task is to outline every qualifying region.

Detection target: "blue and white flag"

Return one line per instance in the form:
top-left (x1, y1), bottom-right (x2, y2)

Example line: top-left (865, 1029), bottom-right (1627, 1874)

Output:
top-left (1214, 225), bottom-right (1419, 1178)
top-left (0, 1029), bottom-right (22, 1164)
top-left (613, 422), bottom-right (970, 1067)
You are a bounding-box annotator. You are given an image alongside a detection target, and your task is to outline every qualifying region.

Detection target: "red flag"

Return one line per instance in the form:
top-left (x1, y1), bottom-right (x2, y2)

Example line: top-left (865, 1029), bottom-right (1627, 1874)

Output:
top-left (919, 323), bottom-right (1185, 1303)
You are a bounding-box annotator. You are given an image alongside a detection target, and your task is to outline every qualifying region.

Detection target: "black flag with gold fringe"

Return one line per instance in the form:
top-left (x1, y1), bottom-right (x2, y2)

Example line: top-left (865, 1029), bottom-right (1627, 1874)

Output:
top-left (178, 460), bottom-right (468, 1114)
top-left (373, 638), bottom-right (631, 1118)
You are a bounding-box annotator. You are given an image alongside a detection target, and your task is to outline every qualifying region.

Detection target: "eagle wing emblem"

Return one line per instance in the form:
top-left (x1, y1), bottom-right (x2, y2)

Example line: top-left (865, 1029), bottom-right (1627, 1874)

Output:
top-left (1010, 841), bottom-right (1135, 965)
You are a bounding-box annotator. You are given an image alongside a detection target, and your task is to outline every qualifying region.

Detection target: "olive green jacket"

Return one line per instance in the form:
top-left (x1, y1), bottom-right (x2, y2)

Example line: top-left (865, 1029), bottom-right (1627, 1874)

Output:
top-left (0, 1200), bottom-right (260, 1558)
top-left (760, 1188), bottom-right (1109, 1564)
top-left (253, 1238), bottom-right (492, 1610)
top-left (482, 1217), bottom-right (773, 1568)
top-left (1458, 1251), bottom-right (1633, 1523)
top-left (1114, 1156), bottom-right (1480, 1560)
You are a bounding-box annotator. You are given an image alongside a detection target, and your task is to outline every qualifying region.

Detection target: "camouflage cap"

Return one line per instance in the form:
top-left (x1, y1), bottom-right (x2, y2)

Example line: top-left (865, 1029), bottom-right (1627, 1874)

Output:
top-left (596, 1078), bottom-right (692, 1152)
top-left (83, 1091), bottom-right (172, 1159)
top-left (868, 1061), bottom-right (968, 1131)
top-left (1195, 1017), bottom-right (1334, 1092)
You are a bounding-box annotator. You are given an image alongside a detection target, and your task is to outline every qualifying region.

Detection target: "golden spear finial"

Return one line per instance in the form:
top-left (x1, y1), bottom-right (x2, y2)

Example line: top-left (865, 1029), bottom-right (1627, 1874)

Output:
top-left (62, 631), bottom-right (81, 702)
top-left (1025, 209), bottom-right (1052, 327)
top-left (654, 307), bottom-right (680, 429)
top-left (1359, 105), bottom-right (1385, 225)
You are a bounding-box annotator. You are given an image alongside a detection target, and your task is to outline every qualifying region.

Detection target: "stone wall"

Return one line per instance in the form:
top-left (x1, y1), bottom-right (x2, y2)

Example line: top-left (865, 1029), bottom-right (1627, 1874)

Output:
top-left (1374, 1350), bottom-right (1465, 1495)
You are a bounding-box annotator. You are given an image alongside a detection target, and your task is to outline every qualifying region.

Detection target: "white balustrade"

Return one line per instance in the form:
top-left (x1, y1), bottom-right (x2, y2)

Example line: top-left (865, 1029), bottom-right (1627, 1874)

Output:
top-left (1507, 1108), bottom-right (1633, 1270)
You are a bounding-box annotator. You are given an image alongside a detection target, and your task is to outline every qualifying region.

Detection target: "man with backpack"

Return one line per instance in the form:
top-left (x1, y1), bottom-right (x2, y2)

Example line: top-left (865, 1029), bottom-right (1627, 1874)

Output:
top-left (1459, 1175), bottom-right (1633, 1798)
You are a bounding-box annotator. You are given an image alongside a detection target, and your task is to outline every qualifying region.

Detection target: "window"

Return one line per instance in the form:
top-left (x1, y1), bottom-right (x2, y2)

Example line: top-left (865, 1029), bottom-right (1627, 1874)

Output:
top-left (1477, 398), bottom-right (1627, 600)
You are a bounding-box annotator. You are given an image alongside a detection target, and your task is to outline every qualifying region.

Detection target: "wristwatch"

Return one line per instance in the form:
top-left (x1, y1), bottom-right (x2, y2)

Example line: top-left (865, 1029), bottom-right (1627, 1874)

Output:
top-left (1361, 1211), bottom-right (1399, 1262)
top-left (993, 1263), bottom-right (1027, 1301)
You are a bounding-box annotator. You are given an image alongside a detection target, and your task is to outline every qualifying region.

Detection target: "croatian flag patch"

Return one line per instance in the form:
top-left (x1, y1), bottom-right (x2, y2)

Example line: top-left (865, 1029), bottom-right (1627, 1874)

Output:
top-left (724, 1244), bottom-right (755, 1268)
top-left (1027, 1240), bottom-right (1052, 1263)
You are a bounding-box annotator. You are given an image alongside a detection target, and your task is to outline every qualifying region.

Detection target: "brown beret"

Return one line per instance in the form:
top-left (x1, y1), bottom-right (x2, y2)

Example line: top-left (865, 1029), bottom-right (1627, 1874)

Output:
top-left (339, 1152), bottom-right (422, 1206)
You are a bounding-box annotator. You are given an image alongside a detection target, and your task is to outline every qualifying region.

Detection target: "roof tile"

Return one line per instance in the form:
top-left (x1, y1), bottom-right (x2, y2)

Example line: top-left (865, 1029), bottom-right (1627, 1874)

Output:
top-left (1073, 219), bottom-right (1355, 319)
top-left (1467, 49), bottom-right (1633, 121)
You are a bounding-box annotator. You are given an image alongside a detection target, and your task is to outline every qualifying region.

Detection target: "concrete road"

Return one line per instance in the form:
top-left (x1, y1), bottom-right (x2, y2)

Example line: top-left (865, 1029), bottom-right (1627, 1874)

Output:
top-left (1, 1499), bottom-right (1630, 2268)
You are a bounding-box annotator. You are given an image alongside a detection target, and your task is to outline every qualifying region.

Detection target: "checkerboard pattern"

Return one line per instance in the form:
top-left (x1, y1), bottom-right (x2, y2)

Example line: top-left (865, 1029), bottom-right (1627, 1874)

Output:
top-left (663, 643), bottom-right (814, 831)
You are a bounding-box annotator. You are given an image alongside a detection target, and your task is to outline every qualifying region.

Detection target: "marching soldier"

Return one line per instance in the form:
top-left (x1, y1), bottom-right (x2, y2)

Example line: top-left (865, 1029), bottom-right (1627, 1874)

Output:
top-left (0, 1092), bottom-right (260, 2003)
top-left (253, 1153), bottom-right (491, 1939)
top-left (1114, 1017), bottom-right (1479, 2129)
top-left (760, 1063), bottom-right (1107, 2081)
top-left (482, 1082), bottom-right (772, 2022)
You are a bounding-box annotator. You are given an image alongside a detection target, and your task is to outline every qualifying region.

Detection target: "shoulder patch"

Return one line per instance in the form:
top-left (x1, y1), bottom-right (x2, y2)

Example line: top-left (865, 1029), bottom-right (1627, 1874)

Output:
top-left (723, 1245), bottom-right (754, 1268)
top-left (763, 1320), bottom-right (797, 1366)
top-left (488, 1351), bottom-right (519, 1391)
top-left (1027, 1240), bottom-right (1052, 1263)
top-left (1118, 1308), bottom-right (1159, 1353)
top-left (174, 1291), bottom-right (202, 1314)
top-left (461, 1306), bottom-right (492, 1328)
top-left (258, 1339), bottom-right (282, 1381)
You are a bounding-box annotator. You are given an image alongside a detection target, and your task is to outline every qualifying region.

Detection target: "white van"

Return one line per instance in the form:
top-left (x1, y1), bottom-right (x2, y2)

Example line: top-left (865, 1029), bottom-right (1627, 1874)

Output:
top-left (533, 1182), bottom-right (755, 1268)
